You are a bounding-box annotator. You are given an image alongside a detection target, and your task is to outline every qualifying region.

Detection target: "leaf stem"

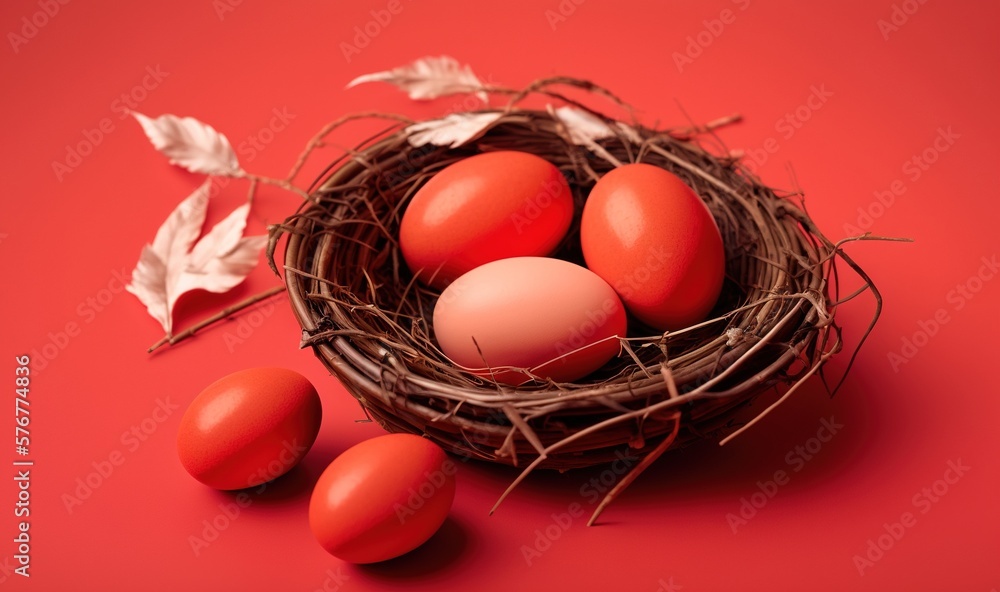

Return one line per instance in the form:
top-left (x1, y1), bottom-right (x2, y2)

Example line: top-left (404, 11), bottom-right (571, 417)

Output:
top-left (147, 284), bottom-right (286, 353)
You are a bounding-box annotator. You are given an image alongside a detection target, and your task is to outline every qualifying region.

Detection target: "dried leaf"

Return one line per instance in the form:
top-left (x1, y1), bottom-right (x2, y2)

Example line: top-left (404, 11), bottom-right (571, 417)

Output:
top-left (551, 106), bottom-right (641, 145)
top-left (126, 180), bottom-right (266, 335)
top-left (133, 112), bottom-right (243, 177)
top-left (347, 56), bottom-right (489, 103)
top-left (405, 112), bottom-right (504, 148)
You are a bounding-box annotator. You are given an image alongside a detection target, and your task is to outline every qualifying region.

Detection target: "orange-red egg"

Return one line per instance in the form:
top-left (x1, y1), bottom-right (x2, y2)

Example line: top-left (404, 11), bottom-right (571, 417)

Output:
top-left (399, 151), bottom-right (574, 289)
top-left (177, 367), bottom-right (322, 490)
top-left (433, 257), bottom-right (627, 385)
top-left (309, 434), bottom-right (456, 564)
top-left (581, 163), bottom-right (725, 330)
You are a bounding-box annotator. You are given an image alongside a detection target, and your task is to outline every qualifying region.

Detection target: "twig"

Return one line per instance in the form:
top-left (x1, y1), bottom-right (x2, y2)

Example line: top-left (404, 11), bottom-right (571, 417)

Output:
top-left (675, 112), bottom-right (742, 138)
top-left (244, 173), bottom-right (313, 203)
top-left (588, 363), bottom-right (683, 526)
top-left (148, 285), bottom-right (287, 353)
top-left (285, 112), bottom-right (414, 185)
top-left (589, 417), bottom-right (679, 526)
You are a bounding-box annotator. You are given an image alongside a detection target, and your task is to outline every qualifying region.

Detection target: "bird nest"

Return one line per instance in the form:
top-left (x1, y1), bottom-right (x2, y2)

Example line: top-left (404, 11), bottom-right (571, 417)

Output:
top-left (268, 78), bottom-right (881, 520)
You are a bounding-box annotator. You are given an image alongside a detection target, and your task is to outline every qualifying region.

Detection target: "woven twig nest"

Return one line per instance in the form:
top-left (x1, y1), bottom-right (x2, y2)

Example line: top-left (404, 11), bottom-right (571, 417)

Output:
top-left (269, 78), bottom-right (877, 516)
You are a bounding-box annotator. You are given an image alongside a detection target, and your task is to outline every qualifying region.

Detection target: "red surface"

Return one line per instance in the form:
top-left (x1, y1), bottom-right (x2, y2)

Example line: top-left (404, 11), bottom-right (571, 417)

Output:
top-left (2, 0), bottom-right (998, 590)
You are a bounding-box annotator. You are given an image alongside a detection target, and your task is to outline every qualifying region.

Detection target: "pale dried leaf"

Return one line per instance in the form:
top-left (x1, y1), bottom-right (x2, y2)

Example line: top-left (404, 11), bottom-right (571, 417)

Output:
top-left (133, 112), bottom-right (243, 176)
top-left (347, 56), bottom-right (488, 102)
top-left (552, 106), bottom-right (608, 143)
top-left (186, 202), bottom-right (250, 270)
top-left (127, 244), bottom-right (170, 333)
top-left (127, 180), bottom-right (212, 333)
top-left (171, 236), bottom-right (267, 306)
top-left (551, 106), bottom-right (641, 146)
top-left (405, 112), bottom-right (504, 148)
top-left (126, 180), bottom-right (265, 335)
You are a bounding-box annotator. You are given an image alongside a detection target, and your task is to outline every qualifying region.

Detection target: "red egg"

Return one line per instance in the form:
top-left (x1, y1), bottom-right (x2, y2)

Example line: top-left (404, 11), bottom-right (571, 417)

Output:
top-left (433, 257), bottom-right (627, 385)
top-left (177, 367), bottom-right (322, 490)
top-left (581, 163), bottom-right (725, 330)
top-left (309, 434), bottom-right (456, 564)
top-left (399, 150), bottom-right (574, 289)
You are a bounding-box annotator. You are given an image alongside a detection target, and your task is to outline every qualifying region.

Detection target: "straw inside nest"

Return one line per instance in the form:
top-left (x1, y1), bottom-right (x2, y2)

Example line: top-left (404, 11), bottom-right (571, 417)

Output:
top-left (268, 79), bottom-right (880, 520)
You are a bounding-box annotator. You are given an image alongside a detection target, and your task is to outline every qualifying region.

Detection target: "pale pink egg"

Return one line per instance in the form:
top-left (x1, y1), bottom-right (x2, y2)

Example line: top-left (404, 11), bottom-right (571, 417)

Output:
top-left (433, 257), bottom-right (627, 385)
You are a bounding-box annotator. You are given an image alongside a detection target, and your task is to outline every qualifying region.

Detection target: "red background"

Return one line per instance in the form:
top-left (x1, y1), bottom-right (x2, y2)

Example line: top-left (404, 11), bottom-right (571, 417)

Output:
top-left (2, 0), bottom-right (998, 590)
